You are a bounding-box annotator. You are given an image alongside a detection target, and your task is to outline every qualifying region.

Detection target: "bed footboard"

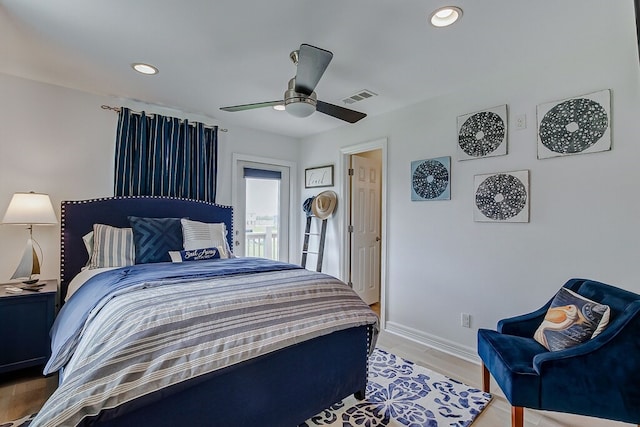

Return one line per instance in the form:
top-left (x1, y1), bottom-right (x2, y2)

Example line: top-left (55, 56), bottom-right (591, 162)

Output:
top-left (85, 325), bottom-right (370, 427)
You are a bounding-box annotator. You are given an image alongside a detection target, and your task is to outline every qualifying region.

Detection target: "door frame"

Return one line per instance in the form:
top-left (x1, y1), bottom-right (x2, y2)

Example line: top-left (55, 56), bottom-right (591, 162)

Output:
top-left (231, 153), bottom-right (298, 262)
top-left (340, 138), bottom-right (388, 328)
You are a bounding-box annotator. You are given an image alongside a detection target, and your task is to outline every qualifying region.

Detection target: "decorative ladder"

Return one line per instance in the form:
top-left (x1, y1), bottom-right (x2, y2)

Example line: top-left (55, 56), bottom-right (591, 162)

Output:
top-left (301, 216), bottom-right (328, 272)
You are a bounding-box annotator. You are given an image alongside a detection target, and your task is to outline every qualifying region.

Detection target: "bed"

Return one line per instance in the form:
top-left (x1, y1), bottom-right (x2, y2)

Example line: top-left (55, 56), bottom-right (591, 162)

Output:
top-left (33, 196), bottom-right (377, 427)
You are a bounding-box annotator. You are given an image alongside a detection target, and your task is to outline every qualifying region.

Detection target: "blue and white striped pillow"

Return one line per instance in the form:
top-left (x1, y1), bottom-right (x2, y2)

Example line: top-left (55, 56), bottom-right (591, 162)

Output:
top-left (89, 224), bottom-right (135, 269)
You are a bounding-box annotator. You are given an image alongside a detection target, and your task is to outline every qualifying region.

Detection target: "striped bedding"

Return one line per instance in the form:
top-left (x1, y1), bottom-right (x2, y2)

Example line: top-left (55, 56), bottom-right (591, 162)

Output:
top-left (32, 261), bottom-right (378, 427)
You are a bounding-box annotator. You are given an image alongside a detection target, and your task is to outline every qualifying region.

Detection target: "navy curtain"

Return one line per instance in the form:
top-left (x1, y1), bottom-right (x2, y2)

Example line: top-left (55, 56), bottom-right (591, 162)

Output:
top-left (114, 108), bottom-right (218, 203)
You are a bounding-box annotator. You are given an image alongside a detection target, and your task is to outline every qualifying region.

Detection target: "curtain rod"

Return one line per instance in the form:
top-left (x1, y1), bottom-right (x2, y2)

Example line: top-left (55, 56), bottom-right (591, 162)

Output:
top-left (101, 105), bottom-right (228, 132)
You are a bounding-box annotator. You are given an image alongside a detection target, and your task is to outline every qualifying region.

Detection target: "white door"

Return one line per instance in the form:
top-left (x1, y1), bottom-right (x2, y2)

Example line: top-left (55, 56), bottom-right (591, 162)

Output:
top-left (350, 154), bottom-right (381, 305)
top-left (235, 161), bottom-right (290, 261)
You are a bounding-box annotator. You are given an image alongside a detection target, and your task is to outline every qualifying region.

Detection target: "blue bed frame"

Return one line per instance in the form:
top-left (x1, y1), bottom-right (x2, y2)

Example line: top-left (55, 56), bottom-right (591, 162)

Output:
top-left (58, 196), bottom-right (370, 426)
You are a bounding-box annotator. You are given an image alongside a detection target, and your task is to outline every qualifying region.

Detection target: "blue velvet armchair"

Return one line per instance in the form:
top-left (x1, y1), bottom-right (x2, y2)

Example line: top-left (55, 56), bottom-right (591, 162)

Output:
top-left (477, 278), bottom-right (640, 427)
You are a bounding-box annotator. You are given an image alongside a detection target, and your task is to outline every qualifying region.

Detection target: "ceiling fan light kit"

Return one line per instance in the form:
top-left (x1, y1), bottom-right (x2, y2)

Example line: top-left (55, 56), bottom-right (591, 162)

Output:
top-left (220, 44), bottom-right (366, 123)
top-left (285, 78), bottom-right (317, 117)
top-left (285, 99), bottom-right (316, 118)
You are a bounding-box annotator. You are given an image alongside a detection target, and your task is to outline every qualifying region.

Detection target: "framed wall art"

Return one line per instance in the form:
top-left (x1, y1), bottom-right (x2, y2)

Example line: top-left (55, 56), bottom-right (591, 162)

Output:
top-left (411, 156), bottom-right (451, 201)
top-left (473, 170), bottom-right (529, 222)
top-left (537, 89), bottom-right (611, 159)
top-left (305, 165), bottom-right (334, 188)
top-left (457, 104), bottom-right (508, 160)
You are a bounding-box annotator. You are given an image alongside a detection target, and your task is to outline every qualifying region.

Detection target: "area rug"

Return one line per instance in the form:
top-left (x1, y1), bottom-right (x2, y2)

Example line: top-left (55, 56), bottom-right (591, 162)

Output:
top-left (300, 348), bottom-right (492, 427)
top-left (2, 348), bottom-right (491, 427)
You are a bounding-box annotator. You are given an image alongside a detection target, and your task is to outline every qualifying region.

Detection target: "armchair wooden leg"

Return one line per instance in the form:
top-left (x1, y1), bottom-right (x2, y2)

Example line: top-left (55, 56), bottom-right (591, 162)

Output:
top-left (511, 406), bottom-right (523, 427)
top-left (481, 362), bottom-right (490, 392)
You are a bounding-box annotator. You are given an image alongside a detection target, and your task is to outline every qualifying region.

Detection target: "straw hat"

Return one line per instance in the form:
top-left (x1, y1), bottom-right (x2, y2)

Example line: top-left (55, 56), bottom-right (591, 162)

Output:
top-left (312, 190), bottom-right (338, 220)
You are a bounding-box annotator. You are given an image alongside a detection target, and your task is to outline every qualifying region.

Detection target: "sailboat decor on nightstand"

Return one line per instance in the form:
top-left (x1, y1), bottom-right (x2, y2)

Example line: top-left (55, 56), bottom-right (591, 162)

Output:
top-left (11, 237), bottom-right (42, 284)
top-left (2, 192), bottom-right (57, 284)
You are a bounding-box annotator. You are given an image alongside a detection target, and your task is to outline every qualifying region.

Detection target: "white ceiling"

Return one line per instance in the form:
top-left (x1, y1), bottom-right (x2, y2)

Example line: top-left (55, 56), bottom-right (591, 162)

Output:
top-left (0, 1), bottom-right (635, 138)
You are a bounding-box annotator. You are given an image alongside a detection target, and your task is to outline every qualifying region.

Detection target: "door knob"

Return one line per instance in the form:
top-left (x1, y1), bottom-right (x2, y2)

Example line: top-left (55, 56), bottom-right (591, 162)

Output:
top-left (235, 241), bottom-right (240, 246)
top-left (375, 236), bottom-right (381, 242)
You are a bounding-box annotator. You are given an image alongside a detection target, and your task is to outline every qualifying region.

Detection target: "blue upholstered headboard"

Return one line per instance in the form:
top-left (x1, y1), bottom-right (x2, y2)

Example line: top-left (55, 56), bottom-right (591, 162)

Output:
top-left (60, 196), bottom-right (234, 301)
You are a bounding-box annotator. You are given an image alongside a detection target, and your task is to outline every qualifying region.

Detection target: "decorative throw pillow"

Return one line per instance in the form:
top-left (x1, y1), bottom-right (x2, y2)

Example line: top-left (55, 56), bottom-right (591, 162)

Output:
top-left (168, 246), bottom-right (226, 263)
top-left (181, 219), bottom-right (232, 255)
top-left (80, 231), bottom-right (95, 271)
top-left (82, 231), bottom-right (94, 256)
top-left (534, 287), bottom-right (610, 351)
top-left (128, 216), bottom-right (184, 264)
top-left (89, 224), bottom-right (135, 269)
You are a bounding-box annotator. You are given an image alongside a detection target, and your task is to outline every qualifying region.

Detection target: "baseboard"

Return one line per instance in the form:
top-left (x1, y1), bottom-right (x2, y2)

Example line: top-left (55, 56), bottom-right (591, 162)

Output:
top-left (384, 321), bottom-right (481, 364)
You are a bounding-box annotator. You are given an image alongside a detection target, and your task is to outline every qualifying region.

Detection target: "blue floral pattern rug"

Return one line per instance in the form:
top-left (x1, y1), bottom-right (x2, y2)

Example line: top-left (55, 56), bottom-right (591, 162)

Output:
top-left (301, 348), bottom-right (492, 427)
top-left (3, 349), bottom-right (491, 427)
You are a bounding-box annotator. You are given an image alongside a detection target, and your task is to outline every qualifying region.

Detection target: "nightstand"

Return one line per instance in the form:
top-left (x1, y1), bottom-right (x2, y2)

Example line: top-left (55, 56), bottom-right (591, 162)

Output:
top-left (0, 279), bottom-right (57, 374)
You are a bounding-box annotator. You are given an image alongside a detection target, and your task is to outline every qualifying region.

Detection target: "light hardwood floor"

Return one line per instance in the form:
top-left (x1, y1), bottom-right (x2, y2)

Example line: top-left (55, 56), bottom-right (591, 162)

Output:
top-left (0, 367), bottom-right (57, 423)
top-left (0, 330), bottom-right (633, 426)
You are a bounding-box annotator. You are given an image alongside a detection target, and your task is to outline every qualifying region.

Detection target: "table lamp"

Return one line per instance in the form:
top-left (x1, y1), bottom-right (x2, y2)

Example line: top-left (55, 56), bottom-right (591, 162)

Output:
top-left (2, 192), bottom-right (57, 284)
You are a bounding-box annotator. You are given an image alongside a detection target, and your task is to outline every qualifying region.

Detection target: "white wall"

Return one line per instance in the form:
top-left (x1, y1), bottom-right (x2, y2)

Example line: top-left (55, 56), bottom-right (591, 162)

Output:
top-left (300, 9), bottom-right (640, 359)
top-left (0, 73), bottom-right (300, 282)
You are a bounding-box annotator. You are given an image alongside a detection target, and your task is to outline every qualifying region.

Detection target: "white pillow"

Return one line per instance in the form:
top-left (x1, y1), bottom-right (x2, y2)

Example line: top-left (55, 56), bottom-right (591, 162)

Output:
top-left (82, 231), bottom-right (94, 256)
top-left (89, 224), bottom-right (135, 269)
top-left (80, 231), bottom-right (95, 270)
top-left (181, 219), bottom-right (230, 254)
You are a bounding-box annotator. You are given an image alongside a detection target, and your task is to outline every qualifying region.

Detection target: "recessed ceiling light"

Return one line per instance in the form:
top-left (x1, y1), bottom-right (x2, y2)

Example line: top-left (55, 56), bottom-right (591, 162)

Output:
top-left (131, 63), bottom-right (159, 75)
top-left (273, 104), bottom-right (285, 111)
top-left (429, 6), bottom-right (462, 27)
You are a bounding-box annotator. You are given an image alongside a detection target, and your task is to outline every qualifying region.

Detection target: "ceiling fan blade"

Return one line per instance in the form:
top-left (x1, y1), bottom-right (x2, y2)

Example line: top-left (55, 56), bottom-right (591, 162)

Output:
top-left (295, 44), bottom-right (333, 95)
top-left (317, 101), bottom-right (367, 123)
top-left (220, 101), bottom-right (282, 112)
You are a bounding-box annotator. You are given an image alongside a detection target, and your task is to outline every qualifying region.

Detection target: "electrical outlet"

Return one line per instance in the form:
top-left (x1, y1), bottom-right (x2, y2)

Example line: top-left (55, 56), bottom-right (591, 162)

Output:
top-left (515, 114), bottom-right (527, 130)
top-left (461, 313), bottom-right (471, 328)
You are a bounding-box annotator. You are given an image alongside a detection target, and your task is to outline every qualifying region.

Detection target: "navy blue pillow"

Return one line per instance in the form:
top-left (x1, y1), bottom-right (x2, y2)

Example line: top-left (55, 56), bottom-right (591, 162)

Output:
top-left (128, 216), bottom-right (184, 264)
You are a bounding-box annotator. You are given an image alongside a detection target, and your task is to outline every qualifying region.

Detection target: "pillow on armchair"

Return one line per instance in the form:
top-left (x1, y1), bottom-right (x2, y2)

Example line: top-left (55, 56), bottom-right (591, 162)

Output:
top-left (533, 287), bottom-right (610, 351)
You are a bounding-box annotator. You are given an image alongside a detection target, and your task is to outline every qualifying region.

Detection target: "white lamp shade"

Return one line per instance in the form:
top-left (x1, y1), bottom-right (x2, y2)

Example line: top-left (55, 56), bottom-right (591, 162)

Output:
top-left (2, 192), bottom-right (57, 225)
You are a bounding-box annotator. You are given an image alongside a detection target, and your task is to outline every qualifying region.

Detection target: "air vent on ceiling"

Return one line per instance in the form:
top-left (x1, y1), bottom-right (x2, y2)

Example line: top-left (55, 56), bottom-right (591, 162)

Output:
top-left (341, 89), bottom-right (377, 105)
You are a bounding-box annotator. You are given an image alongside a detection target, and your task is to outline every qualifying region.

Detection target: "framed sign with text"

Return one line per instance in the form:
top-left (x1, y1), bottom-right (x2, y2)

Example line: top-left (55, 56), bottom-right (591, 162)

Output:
top-left (305, 165), bottom-right (334, 188)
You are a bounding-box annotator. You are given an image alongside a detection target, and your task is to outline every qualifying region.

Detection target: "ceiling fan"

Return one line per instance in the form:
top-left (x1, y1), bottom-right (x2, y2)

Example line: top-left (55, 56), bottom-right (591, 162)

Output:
top-left (220, 44), bottom-right (367, 124)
